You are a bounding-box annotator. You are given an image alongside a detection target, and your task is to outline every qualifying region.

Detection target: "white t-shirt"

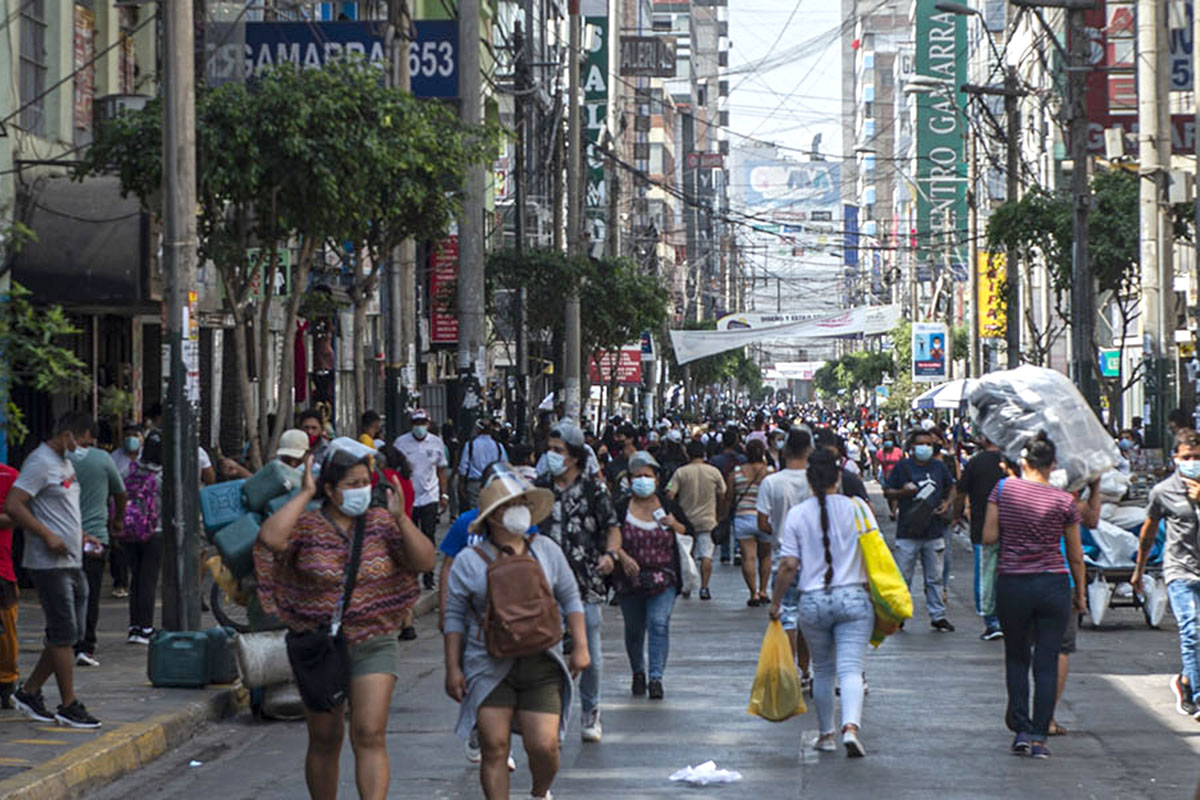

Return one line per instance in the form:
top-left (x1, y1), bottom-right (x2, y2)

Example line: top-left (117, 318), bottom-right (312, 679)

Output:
top-left (395, 431), bottom-right (449, 506)
top-left (779, 494), bottom-right (869, 593)
top-left (755, 467), bottom-right (813, 543)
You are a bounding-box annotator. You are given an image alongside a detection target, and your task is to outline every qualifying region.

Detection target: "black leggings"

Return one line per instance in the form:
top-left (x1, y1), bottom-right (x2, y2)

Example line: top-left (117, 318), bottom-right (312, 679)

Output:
top-left (124, 535), bottom-right (164, 631)
top-left (995, 572), bottom-right (1071, 740)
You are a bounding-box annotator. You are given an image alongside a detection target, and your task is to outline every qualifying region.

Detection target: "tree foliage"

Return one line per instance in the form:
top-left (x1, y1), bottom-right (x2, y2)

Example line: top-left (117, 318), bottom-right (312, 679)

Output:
top-left (80, 63), bottom-right (490, 466)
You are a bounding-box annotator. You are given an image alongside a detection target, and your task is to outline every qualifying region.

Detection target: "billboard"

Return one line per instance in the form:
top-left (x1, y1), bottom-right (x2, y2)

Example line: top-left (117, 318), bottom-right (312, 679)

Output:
top-left (912, 321), bottom-right (949, 383)
top-left (741, 159), bottom-right (840, 210)
top-left (977, 252), bottom-right (1006, 339)
top-left (204, 20), bottom-right (459, 98)
top-left (914, 2), bottom-right (967, 277)
top-left (584, 13), bottom-right (609, 256)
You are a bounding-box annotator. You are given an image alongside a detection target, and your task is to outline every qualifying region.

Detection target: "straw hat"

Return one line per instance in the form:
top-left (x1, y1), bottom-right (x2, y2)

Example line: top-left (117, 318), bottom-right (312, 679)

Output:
top-left (469, 463), bottom-right (554, 534)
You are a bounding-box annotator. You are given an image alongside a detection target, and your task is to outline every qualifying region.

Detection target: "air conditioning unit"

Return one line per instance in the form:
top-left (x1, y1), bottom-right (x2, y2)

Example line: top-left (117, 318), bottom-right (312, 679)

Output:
top-left (94, 94), bottom-right (151, 129)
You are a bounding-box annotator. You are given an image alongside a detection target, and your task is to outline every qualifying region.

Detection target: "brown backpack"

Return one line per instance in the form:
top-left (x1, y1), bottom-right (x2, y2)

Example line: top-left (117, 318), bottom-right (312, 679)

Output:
top-left (473, 537), bottom-right (563, 659)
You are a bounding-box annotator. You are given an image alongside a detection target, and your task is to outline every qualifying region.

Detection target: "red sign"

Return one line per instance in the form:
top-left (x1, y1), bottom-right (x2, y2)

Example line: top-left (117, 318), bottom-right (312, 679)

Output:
top-left (589, 348), bottom-right (643, 385)
top-left (429, 236), bottom-right (458, 345)
top-left (74, 6), bottom-right (95, 131)
top-left (1077, 2), bottom-right (1195, 154)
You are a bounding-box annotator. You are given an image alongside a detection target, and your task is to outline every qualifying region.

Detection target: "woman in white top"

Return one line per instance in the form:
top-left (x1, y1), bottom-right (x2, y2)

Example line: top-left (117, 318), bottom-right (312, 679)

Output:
top-left (769, 449), bottom-right (873, 758)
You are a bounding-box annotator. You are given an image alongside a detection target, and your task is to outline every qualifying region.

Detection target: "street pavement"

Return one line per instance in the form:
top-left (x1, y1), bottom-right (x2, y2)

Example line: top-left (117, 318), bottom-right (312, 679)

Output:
top-left (80, 489), bottom-right (1200, 800)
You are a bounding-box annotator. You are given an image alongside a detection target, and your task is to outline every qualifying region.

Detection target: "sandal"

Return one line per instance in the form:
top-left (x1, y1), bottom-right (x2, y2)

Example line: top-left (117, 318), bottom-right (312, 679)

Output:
top-left (1048, 721), bottom-right (1068, 736)
top-left (747, 597), bottom-right (761, 607)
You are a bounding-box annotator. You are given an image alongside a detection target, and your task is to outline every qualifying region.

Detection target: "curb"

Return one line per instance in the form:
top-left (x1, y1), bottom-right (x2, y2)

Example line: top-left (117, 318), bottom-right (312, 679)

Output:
top-left (0, 590), bottom-right (440, 800)
top-left (0, 687), bottom-right (243, 800)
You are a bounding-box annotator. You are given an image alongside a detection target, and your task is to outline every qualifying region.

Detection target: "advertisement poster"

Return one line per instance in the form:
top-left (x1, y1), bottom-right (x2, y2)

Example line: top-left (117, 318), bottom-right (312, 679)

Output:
top-left (589, 348), bottom-right (643, 385)
top-left (977, 252), bottom-right (1006, 339)
top-left (912, 321), bottom-right (948, 383)
top-left (429, 237), bottom-right (459, 345)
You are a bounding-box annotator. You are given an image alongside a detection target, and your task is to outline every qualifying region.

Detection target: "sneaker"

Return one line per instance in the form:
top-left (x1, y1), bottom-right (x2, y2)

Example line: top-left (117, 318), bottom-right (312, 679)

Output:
top-left (632, 672), bottom-right (646, 697)
top-left (465, 727), bottom-right (482, 763)
top-left (1011, 732), bottom-right (1031, 754)
top-left (1172, 674), bottom-right (1198, 716)
top-left (111, 586), bottom-right (129, 599)
top-left (648, 679), bottom-right (664, 700)
top-left (13, 686), bottom-right (54, 722)
top-left (530, 792), bottom-right (553, 800)
top-left (842, 728), bottom-right (866, 757)
top-left (581, 708), bottom-right (602, 742)
top-left (980, 626), bottom-right (1004, 641)
top-left (398, 626), bottom-right (418, 641)
top-left (699, 587), bottom-right (712, 601)
top-left (1030, 742), bottom-right (1051, 759)
top-left (127, 630), bottom-right (151, 645)
top-left (54, 700), bottom-right (101, 729)
top-left (931, 618), bottom-right (956, 633)
top-left (75, 652), bottom-right (100, 667)
top-left (812, 734), bottom-right (837, 752)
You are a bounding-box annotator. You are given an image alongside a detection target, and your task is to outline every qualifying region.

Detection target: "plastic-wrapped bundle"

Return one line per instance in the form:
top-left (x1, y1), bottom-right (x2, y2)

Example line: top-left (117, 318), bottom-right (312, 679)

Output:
top-left (967, 365), bottom-right (1118, 492)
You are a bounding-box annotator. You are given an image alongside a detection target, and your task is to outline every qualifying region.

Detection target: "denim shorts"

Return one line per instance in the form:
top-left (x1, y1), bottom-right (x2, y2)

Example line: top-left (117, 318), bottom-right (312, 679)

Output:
top-left (734, 514), bottom-right (770, 544)
top-left (29, 568), bottom-right (88, 647)
top-left (770, 566), bottom-right (801, 631)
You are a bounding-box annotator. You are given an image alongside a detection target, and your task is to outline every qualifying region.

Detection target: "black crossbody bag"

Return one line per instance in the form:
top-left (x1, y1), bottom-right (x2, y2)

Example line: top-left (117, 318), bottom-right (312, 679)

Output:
top-left (285, 513), bottom-right (366, 712)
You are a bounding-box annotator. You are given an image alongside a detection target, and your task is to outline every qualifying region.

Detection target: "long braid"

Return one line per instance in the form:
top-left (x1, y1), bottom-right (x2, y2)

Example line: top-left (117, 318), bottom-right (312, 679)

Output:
top-left (817, 490), bottom-right (833, 589)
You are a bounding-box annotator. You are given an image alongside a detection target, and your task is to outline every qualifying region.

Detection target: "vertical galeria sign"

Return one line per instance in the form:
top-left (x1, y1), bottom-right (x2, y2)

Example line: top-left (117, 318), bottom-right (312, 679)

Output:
top-left (914, 1), bottom-right (967, 280)
top-left (582, 0), bottom-right (608, 256)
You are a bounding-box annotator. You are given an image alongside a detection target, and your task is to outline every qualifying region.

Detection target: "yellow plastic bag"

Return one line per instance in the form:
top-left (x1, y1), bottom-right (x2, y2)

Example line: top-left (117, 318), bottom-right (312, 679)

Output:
top-left (747, 619), bottom-right (807, 722)
top-left (851, 500), bottom-right (913, 647)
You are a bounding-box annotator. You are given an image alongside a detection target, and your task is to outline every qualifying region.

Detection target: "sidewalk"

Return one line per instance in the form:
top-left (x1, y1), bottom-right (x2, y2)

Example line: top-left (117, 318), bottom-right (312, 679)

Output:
top-left (0, 556), bottom-right (440, 800)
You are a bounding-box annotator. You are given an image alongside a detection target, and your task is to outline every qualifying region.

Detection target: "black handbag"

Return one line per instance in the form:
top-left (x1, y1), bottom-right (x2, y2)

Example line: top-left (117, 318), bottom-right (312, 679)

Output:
top-left (285, 513), bottom-right (365, 712)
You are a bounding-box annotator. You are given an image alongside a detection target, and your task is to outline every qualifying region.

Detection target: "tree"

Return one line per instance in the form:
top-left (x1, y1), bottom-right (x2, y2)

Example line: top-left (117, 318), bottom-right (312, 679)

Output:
top-left (81, 63), bottom-right (490, 467)
top-left (1089, 169), bottom-right (1140, 424)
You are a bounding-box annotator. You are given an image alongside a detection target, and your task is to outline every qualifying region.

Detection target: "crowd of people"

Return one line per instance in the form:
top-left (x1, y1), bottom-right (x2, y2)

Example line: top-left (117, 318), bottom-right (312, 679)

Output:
top-left (4, 398), bottom-right (1200, 798)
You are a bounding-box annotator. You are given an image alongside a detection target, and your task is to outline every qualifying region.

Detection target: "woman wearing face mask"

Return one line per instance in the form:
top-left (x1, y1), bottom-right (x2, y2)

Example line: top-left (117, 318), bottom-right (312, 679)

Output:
top-left (443, 465), bottom-right (589, 800)
top-left (611, 452), bottom-right (687, 699)
top-left (982, 431), bottom-right (1085, 760)
top-left (255, 447), bottom-right (436, 800)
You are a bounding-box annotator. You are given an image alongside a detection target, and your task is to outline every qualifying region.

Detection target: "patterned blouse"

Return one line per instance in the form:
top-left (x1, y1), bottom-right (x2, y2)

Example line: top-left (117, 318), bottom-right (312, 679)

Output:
top-left (254, 507), bottom-right (421, 644)
top-left (613, 511), bottom-right (678, 596)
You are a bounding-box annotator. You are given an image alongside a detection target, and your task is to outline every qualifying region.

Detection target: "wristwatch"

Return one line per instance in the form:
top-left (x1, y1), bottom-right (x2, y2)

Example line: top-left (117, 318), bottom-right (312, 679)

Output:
top-left (606, 550), bottom-right (619, 562)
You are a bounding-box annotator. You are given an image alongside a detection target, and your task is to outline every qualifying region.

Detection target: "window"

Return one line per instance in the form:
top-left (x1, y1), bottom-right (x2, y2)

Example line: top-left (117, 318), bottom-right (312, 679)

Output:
top-left (20, 0), bottom-right (48, 135)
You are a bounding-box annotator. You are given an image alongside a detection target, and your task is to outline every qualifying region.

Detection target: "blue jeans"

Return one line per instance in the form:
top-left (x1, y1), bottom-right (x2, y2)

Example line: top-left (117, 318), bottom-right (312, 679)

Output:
top-left (996, 573), bottom-right (1070, 740)
top-left (579, 602), bottom-right (603, 714)
top-left (797, 585), bottom-right (874, 735)
top-left (1167, 579), bottom-right (1200, 695)
top-left (618, 590), bottom-right (678, 680)
top-left (769, 564), bottom-right (801, 631)
top-left (973, 544), bottom-right (999, 629)
top-left (894, 537), bottom-right (946, 622)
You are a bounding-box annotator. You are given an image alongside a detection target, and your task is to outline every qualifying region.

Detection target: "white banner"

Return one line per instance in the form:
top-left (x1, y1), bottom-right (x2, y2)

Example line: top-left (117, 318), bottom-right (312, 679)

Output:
top-left (670, 305), bottom-right (899, 365)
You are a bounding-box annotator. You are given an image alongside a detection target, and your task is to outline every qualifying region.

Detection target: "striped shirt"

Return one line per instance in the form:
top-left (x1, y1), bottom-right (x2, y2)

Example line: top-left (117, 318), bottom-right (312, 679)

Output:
top-left (732, 464), bottom-right (772, 516)
top-left (989, 478), bottom-right (1080, 575)
top-left (254, 507), bottom-right (421, 644)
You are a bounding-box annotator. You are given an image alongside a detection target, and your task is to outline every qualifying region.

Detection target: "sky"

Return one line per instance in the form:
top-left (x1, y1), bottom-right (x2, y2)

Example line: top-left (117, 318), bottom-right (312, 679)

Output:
top-left (725, 0), bottom-right (847, 161)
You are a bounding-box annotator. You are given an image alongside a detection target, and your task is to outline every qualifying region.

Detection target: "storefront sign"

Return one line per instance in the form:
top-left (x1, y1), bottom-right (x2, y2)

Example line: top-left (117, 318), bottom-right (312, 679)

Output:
top-left (977, 252), bottom-right (1006, 339)
top-left (429, 236), bottom-right (459, 345)
top-left (619, 36), bottom-right (675, 77)
top-left (589, 348), bottom-right (643, 385)
top-left (584, 13), bottom-right (609, 255)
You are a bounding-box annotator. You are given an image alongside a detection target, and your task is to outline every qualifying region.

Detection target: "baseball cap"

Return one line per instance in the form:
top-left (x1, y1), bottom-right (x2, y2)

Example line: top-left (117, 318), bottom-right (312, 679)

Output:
top-left (277, 429), bottom-right (309, 460)
top-left (550, 420), bottom-right (585, 449)
top-left (410, 408), bottom-right (430, 423)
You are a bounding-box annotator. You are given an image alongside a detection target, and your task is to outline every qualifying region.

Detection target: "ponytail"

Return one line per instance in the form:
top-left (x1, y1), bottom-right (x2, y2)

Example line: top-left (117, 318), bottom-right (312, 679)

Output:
top-left (816, 490), bottom-right (833, 589)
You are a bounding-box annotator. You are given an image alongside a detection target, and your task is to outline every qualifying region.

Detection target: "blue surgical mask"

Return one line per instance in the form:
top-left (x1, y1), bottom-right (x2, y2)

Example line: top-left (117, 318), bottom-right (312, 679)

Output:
top-left (1119, 438), bottom-right (1134, 451)
top-left (631, 476), bottom-right (656, 498)
top-left (1177, 459), bottom-right (1200, 480)
top-left (338, 486), bottom-right (372, 517)
top-left (412, 425), bottom-right (428, 439)
top-left (67, 446), bottom-right (89, 463)
top-left (124, 436), bottom-right (141, 454)
top-left (546, 451), bottom-right (568, 476)
top-left (883, 440), bottom-right (894, 448)
top-left (913, 444), bottom-right (934, 462)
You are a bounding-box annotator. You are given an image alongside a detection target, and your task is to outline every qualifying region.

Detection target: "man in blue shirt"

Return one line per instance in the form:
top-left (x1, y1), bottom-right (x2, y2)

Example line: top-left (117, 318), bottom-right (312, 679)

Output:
top-left (885, 429), bottom-right (957, 632)
top-left (458, 419), bottom-right (507, 509)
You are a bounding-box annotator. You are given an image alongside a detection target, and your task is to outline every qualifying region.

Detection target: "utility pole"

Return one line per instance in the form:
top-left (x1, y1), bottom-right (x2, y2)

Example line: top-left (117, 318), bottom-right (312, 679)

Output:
top-left (1004, 65), bottom-right (1021, 369)
top-left (514, 16), bottom-right (530, 441)
top-left (564, 4), bottom-right (582, 420)
top-left (386, 0), bottom-right (415, 440)
top-left (458, 0), bottom-right (486, 431)
top-left (1138, 0), bottom-right (1167, 445)
top-left (161, 0), bottom-right (200, 632)
top-left (968, 129), bottom-right (980, 377)
top-left (1068, 7), bottom-right (1098, 412)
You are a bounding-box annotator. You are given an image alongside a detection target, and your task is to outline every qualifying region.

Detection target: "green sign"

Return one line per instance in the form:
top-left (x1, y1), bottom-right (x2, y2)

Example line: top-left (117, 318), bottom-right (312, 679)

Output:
top-left (1100, 348), bottom-right (1120, 378)
top-left (584, 14), bottom-right (608, 254)
top-left (914, 2), bottom-right (967, 277)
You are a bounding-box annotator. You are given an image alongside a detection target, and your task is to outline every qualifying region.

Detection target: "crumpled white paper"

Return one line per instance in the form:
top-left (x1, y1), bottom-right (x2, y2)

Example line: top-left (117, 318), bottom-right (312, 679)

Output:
top-left (669, 761), bottom-right (743, 785)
